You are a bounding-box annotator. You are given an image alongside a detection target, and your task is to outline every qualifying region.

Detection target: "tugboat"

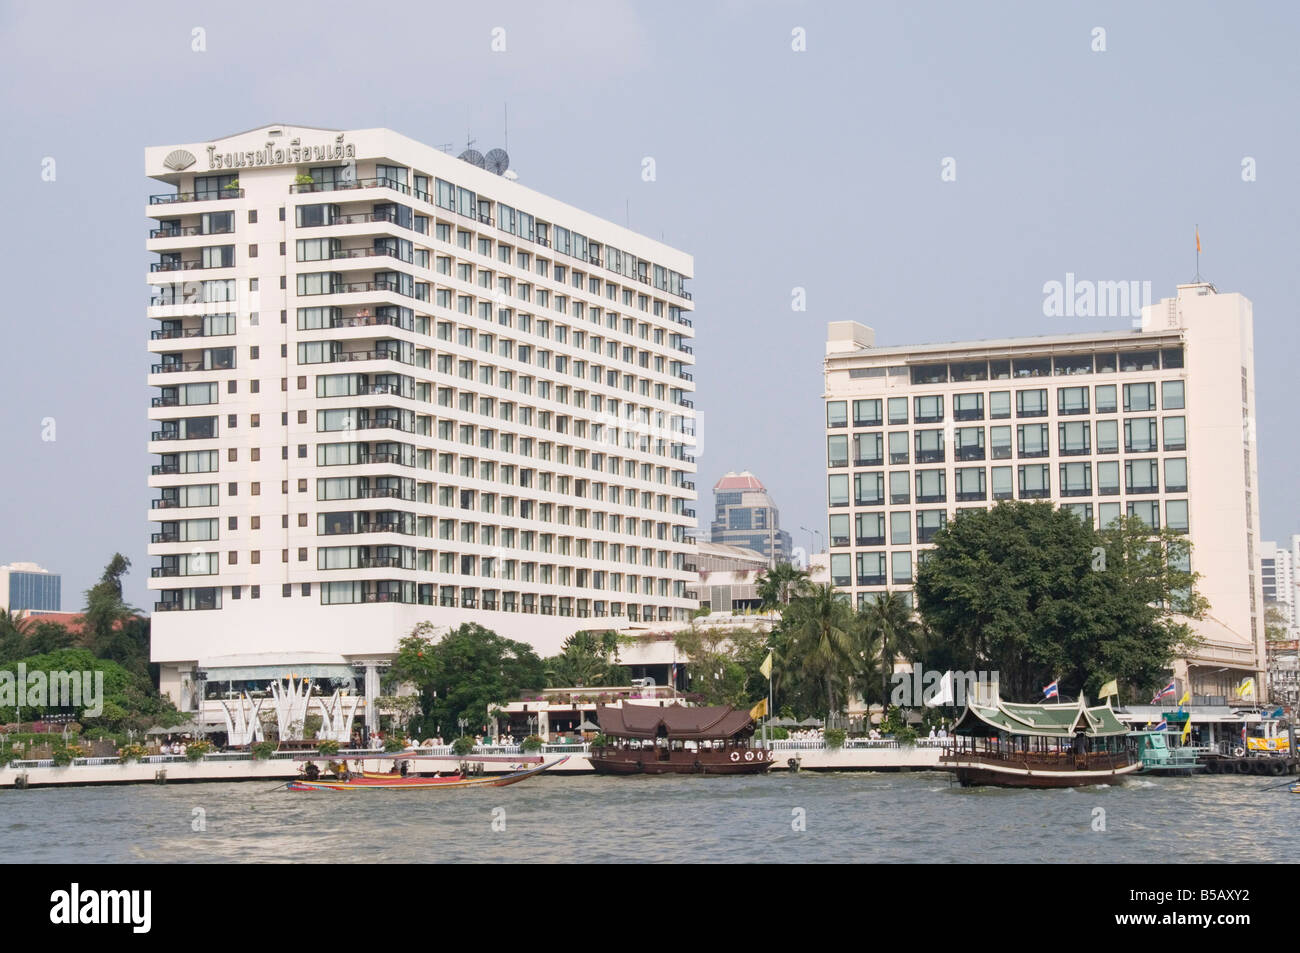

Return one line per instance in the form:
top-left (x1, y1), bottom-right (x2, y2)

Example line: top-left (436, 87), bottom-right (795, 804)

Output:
top-left (940, 695), bottom-right (1140, 788)
top-left (588, 703), bottom-right (775, 775)
top-left (1130, 729), bottom-right (1204, 775)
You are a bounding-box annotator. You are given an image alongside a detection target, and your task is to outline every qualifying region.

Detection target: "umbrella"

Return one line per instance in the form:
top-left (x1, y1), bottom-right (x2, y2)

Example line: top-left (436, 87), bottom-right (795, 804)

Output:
top-left (577, 720), bottom-right (600, 731)
top-left (774, 716), bottom-right (799, 727)
top-left (144, 725), bottom-right (171, 736)
top-left (799, 717), bottom-right (825, 727)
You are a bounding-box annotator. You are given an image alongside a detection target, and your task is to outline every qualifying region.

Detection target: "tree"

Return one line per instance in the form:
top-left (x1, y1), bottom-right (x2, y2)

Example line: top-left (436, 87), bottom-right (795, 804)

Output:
top-left (543, 631), bottom-right (629, 688)
top-left (673, 624), bottom-right (770, 707)
top-left (0, 610), bottom-right (32, 663)
top-left (914, 502), bottom-right (1205, 703)
top-left (756, 563), bottom-right (812, 610)
top-left (388, 622), bottom-right (545, 738)
top-left (861, 590), bottom-right (925, 711)
top-left (1265, 606), bottom-right (1290, 642)
top-left (777, 584), bottom-right (866, 715)
top-left (82, 554), bottom-right (150, 678)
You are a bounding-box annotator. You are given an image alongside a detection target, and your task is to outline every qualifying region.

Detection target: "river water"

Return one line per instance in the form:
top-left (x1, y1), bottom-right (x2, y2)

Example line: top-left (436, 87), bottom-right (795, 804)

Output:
top-left (2, 772), bottom-right (1294, 863)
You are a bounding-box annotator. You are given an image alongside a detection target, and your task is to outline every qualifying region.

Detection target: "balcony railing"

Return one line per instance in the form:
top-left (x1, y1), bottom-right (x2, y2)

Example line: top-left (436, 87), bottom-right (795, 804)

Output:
top-left (151, 259), bottom-right (233, 272)
top-left (149, 189), bottom-right (245, 204)
top-left (149, 224), bottom-right (234, 238)
top-left (150, 361), bottom-right (205, 374)
top-left (151, 326), bottom-right (233, 340)
top-left (289, 177), bottom-right (409, 196)
top-left (298, 210), bottom-right (402, 229)
top-left (150, 531), bottom-right (180, 543)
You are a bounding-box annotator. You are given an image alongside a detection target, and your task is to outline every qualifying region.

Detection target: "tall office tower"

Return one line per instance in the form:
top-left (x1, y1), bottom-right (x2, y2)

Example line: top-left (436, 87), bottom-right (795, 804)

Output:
top-left (823, 282), bottom-right (1264, 700)
top-left (0, 562), bottom-right (61, 614)
top-left (709, 471), bottom-right (793, 565)
top-left (147, 125), bottom-right (697, 713)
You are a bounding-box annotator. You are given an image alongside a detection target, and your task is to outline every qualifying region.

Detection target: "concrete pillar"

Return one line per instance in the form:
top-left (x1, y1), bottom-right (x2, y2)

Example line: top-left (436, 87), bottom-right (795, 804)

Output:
top-left (364, 664), bottom-right (381, 731)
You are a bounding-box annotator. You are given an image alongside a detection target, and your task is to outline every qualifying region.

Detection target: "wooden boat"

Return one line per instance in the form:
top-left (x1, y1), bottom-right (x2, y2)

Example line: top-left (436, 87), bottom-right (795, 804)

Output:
top-left (587, 703), bottom-right (775, 775)
top-left (940, 696), bottom-right (1140, 788)
top-left (287, 756), bottom-right (567, 791)
top-left (1130, 730), bottom-right (1204, 775)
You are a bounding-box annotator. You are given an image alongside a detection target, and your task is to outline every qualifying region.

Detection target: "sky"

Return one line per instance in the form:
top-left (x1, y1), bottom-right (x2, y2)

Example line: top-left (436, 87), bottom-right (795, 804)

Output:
top-left (1, 0), bottom-right (1297, 612)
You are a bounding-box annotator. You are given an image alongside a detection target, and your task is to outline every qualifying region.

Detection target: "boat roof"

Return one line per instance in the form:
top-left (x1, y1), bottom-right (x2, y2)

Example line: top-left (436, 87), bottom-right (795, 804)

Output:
top-left (595, 703), bottom-right (754, 740)
top-left (954, 697), bottom-right (1129, 738)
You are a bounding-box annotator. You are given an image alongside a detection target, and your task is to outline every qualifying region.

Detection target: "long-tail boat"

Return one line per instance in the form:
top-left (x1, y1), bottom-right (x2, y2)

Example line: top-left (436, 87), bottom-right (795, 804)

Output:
top-left (587, 703), bottom-right (775, 775)
top-left (940, 696), bottom-right (1139, 788)
top-left (286, 756), bottom-right (567, 791)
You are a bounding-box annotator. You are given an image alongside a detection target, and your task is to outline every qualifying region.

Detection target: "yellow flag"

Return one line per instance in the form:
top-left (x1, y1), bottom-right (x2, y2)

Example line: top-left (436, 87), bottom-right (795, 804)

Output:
top-left (1177, 690), bottom-right (1191, 707)
top-left (749, 698), bottom-right (768, 721)
top-left (1098, 679), bottom-right (1118, 700)
top-left (1181, 718), bottom-right (1192, 743)
top-left (1238, 678), bottom-right (1255, 700)
top-left (759, 651), bottom-right (773, 680)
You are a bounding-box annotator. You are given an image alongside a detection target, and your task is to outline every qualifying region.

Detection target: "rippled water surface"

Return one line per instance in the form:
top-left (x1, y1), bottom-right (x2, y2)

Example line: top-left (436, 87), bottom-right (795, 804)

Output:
top-left (1, 772), bottom-right (1295, 863)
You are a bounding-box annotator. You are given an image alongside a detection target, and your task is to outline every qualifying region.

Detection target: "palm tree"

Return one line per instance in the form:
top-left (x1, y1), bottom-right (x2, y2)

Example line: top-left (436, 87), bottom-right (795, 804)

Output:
top-left (757, 562), bottom-right (813, 611)
top-left (780, 584), bottom-right (862, 715)
top-left (0, 609), bottom-right (31, 662)
top-left (861, 591), bottom-right (925, 714)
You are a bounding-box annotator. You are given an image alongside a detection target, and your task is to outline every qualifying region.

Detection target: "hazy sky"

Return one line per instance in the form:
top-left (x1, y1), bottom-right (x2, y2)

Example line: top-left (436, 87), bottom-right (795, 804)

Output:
top-left (1, 0), bottom-right (1297, 612)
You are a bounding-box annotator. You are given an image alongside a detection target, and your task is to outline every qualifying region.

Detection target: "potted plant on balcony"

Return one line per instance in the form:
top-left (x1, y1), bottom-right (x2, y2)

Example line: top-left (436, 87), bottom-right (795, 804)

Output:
top-left (521, 735), bottom-right (545, 753)
top-left (294, 173), bottom-right (315, 187)
top-left (451, 736), bottom-right (475, 758)
top-left (316, 739), bottom-right (340, 756)
top-left (185, 739), bottom-right (214, 761)
top-left (250, 740), bottom-right (277, 760)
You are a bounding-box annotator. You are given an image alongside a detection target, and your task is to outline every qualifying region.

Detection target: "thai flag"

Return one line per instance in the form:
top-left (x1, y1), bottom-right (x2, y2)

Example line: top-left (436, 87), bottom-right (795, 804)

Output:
top-left (1043, 680), bottom-right (1059, 699)
top-left (670, 663), bottom-right (678, 685)
top-left (1151, 681), bottom-right (1176, 704)
top-left (1154, 720), bottom-right (1169, 732)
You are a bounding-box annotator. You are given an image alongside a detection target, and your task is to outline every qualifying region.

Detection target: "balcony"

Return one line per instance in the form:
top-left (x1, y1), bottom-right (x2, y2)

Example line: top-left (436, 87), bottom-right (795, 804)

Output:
top-left (151, 259), bottom-right (234, 272)
top-left (289, 176), bottom-right (410, 196)
top-left (955, 447), bottom-right (985, 461)
top-left (324, 347), bottom-right (404, 364)
top-left (150, 361), bottom-right (205, 374)
top-left (151, 326), bottom-right (233, 340)
top-left (298, 210), bottom-right (403, 229)
top-left (149, 189), bottom-right (245, 204)
top-left (151, 462), bottom-right (180, 473)
top-left (149, 224), bottom-right (234, 238)
top-left (150, 531), bottom-right (181, 543)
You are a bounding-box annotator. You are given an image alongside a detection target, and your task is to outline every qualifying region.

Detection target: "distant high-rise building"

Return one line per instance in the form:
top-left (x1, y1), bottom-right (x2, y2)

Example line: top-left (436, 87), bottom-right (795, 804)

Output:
top-left (1261, 538), bottom-right (1298, 638)
top-left (710, 471), bottom-right (792, 564)
top-left (0, 562), bottom-right (62, 614)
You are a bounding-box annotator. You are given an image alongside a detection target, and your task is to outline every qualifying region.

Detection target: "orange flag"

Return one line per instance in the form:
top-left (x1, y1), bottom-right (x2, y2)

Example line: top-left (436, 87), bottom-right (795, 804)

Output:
top-left (1196, 227), bottom-right (1201, 254)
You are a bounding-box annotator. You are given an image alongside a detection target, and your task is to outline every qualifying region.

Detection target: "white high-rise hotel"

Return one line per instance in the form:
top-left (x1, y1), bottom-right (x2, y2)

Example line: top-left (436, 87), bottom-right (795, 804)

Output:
top-left (147, 125), bottom-right (697, 709)
top-left (823, 282), bottom-right (1265, 700)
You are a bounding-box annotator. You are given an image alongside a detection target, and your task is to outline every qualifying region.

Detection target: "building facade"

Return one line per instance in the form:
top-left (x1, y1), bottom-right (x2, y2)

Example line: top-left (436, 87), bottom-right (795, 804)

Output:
top-left (1261, 537), bottom-right (1298, 638)
top-left (0, 562), bottom-right (61, 614)
top-left (823, 282), bottom-right (1265, 700)
top-left (684, 540), bottom-right (770, 612)
top-left (146, 124), bottom-right (697, 711)
top-left (709, 471), bottom-right (792, 564)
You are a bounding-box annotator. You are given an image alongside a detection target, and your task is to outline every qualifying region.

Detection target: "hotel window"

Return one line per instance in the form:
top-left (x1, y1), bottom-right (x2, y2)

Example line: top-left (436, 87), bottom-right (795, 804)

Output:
top-left (955, 467), bottom-right (986, 501)
top-left (1162, 380), bottom-right (1185, 410)
top-left (1165, 458), bottom-right (1188, 493)
top-left (1059, 420), bottom-right (1091, 456)
top-left (1017, 464), bottom-right (1050, 499)
top-left (887, 397), bottom-right (909, 425)
top-left (827, 434), bottom-right (849, 468)
top-left (827, 401), bottom-right (847, 428)
top-left (891, 551), bottom-right (912, 585)
top-left (1062, 502), bottom-right (1093, 524)
top-left (955, 426), bottom-right (985, 461)
top-left (1095, 384), bottom-right (1118, 413)
top-left (990, 360), bottom-right (1011, 380)
top-left (829, 514), bottom-right (851, 547)
top-left (915, 469), bottom-right (946, 503)
top-left (1127, 500), bottom-right (1160, 529)
top-left (1014, 357), bottom-right (1050, 378)
top-left (990, 425), bottom-right (1012, 460)
top-left (857, 512), bottom-right (885, 546)
top-left (828, 474), bottom-right (850, 507)
top-left (1098, 501), bottom-right (1122, 528)
top-left (914, 395), bottom-right (944, 423)
top-left (1163, 416), bottom-right (1186, 451)
top-left (1096, 419), bottom-right (1119, 454)
top-left (1060, 462), bottom-right (1092, 497)
top-left (1053, 354), bottom-right (1093, 376)
top-left (1120, 351), bottom-right (1159, 373)
top-left (954, 393), bottom-right (984, 421)
top-left (1016, 389), bottom-right (1048, 417)
top-left (855, 472), bottom-right (885, 506)
top-left (854, 432), bottom-right (883, 466)
top-left (915, 429), bottom-right (945, 463)
top-left (889, 511), bottom-right (911, 545)
top-left (830, 554), bottom-right (852, 587)
top-left (1097, 461), bottom-right (1120, 496)
top-left (950, 361), bottom-right (989, 382)
top-left (1124, 418), bottom-right (1158, 453)
top-left (1058, 386), bottom-right (1089, 415)
top-left (916, 510), bottom-right (946, 543)
top-left (910, 364), bottom-right (947, 385)
top-left (889, 471), bottom-right (911, 505)
top-left (857, 552), bottom-right (886, 586)
top-left (1125, 459), bottom-right (1159, 494)
top-left (1166, 500), bottom-right (1189, 533)
top-left (1017, 424), bottom-right (1049, 458)
top-left (888, 431), bottom-right (910, 464)
top-left (989, 391), bottom-right (1011, 419)
top-left (991, 466), bottom-right (1013, 500)
top-left (853, 399), bottom-right (882, 427)
top-left (1123, 382), bottom-right (1156, 412)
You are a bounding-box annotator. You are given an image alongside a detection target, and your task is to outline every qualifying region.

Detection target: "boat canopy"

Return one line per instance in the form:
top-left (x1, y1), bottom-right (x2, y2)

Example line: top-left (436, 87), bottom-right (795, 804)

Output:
top-left (595, 703), bottom-right (755, 741)
top-left (952, 697), bottom-right (1129, 739)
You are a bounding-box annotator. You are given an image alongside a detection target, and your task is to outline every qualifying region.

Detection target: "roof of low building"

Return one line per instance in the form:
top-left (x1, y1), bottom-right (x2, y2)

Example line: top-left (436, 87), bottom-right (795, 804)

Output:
top-left (713, 470), bottom-right (766, 491)
top-left (595, 703), bottom-right (755, 740)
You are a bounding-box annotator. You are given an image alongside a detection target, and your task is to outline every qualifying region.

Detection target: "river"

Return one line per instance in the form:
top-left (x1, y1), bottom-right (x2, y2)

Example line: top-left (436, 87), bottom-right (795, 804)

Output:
top-left (1, 772), bottom-right (1294, 863)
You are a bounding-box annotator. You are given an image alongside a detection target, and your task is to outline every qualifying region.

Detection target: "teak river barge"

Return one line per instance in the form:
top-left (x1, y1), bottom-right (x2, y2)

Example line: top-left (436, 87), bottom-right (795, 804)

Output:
top-left (940, 697), bottom-right (1140, 788)
top-left (588, 704), bottom-right (775, 775)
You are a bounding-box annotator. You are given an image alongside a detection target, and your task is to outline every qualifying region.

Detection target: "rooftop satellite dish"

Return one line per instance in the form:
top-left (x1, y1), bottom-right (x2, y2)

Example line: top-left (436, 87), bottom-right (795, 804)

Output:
top-left (485, 148), bottom-right (510, 175)
top-left (502, 169), bottom-right (519, 181)
top-left (459, 148), bottom-right (485, 168)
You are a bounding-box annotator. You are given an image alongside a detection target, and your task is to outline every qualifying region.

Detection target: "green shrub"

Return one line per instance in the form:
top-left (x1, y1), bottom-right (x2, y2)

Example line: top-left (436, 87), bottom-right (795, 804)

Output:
top-left (382, 734), bottom-right (408, 753)
top-left (893, 725), bottom-right (919, 746)
top-left (316, 739), bottom-right (340, 755)
top-left (250, 741), bottom-right (278, 760)
top-left (51, 748), bottom-right (74, 766)
top-left (768, 727), bottom-right (789, 740)
top-left (185, 740), bottom-right (213, 761)
top-left (589, 734), bottom-right (610, 748)
top-left (823, 728), bottom-right (847, 749)
top-left (451, 736), bottom-right (475, 757)
top-left (521, 734), bottom-right (545, 752)
top-left (118, 744), bottom-right (146, 763)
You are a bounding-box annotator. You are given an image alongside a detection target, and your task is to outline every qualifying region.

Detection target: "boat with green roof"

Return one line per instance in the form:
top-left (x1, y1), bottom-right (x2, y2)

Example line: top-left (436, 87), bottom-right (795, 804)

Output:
top-left (940, 696), bottom-right (1140, 788)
